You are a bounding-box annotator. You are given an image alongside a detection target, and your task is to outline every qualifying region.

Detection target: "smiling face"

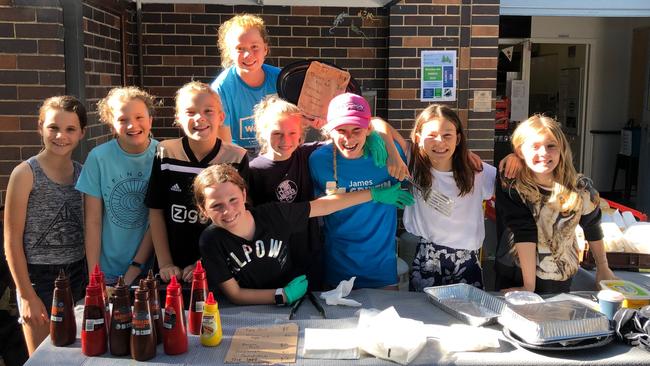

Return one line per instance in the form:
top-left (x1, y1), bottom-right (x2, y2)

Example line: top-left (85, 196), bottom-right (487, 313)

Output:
top-left (176, 91), bottom-right (224, 144)
top-left (109, 98), bottom-right (152, 154)
top-left (40, 109), bottom-right (85, 157)
top-left (201, 181), bottom-right (247, 231)
top-left (226, 26), bottom-right (268, 78)
top-left (264, 114), bottom-right (302, 161)
top-left (329, 124), bottom-right (370, 159)
top-left (416, 118), bottom-right (458, 171)
top-left (518, 132), bottom-right (561, 185)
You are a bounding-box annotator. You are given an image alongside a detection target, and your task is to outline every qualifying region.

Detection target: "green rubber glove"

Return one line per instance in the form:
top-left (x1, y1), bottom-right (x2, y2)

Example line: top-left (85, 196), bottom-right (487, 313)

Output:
top-left (370, 183), bottom-right (415, 209)
top-left (363, 130), bottom-right (387, 168)
top-left (283, 275), bottom-right (308, 305)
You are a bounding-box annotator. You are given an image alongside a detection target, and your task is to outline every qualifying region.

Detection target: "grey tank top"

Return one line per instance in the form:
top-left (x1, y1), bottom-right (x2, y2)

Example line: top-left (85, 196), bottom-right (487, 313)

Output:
top-left (23, 156), bottom-right (85, 264)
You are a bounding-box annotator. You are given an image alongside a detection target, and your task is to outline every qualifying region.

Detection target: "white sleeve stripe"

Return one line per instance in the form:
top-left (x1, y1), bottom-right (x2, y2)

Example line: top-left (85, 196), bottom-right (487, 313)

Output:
top-left (160, 163), bottom-right (204, 174)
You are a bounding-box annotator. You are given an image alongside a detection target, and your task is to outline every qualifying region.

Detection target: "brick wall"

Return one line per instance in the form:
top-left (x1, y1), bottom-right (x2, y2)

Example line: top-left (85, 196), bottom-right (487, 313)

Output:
top-left (134, 4), bottom-right (389, 138)
top-left (388, 0), bottom-right (499, 161)
top-left (0, 1), bottom-right (501, 204)
top-left (82, 1), bottom-right (128, 150)
top-left (0, 0), bottom-right (65, 205)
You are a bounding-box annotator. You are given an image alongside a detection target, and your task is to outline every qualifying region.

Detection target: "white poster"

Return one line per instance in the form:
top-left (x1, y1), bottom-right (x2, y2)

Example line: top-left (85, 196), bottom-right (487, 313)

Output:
top-left (421, 50), bottom-right (456, 102)
top-left (510, 79), bottom-right (529, 122)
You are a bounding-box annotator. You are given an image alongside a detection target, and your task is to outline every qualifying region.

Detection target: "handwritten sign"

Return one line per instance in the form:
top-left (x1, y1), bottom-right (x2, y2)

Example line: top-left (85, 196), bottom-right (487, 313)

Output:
top-left (297, 61), bottom-right (350, 120)
top-left (224, 323), bottom-right (299, 364)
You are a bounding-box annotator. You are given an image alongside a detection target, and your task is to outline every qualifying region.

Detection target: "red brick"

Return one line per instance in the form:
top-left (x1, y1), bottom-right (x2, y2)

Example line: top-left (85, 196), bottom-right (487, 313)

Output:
top-left (0, 147), bottom-right (20, 160)
top-left (471, 25), bottom-right (498, 37)
top-left (0, 116), bottom-right (20, 131)
top-left (470, 57), bottom-right (497, 69)
top-left (15, 24), bottom-right (63, 39)
top-left (17, 86), bottom-right (64, 100)
top-left (17, 55), bottom-right (64, 70)
top-left (0, 55), bottom-right (17, 69)
top-left (175, 4), bottom-right (205, 13)
top-left (403, 36), bottom-right (431, 48)
top-left (292, 6), bottom-right (319, 15)
top-left (37, 39), bottom-right (64, 54)
top-left (0, 7), bottom-right (36, 22)
top-left (20, 116), bottom-right (38, 131)
top-left (0, 131), bottom-right (41, 145)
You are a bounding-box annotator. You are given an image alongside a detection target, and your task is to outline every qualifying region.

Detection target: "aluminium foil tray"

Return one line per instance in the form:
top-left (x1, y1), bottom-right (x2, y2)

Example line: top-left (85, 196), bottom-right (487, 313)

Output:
top-left (498, 300), bottom-right (613, 345)
top-left (424, 284), bottom-right (507, 326)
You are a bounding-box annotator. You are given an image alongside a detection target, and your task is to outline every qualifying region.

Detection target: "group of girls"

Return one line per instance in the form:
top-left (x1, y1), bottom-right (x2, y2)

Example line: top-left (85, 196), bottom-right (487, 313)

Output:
top-left (4, 11), bottom-right (617, 358)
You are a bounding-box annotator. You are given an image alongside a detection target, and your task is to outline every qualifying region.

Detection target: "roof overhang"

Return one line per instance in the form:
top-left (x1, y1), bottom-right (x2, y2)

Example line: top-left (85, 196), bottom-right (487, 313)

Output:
top-left (501, 0), bottom-right (650, 17)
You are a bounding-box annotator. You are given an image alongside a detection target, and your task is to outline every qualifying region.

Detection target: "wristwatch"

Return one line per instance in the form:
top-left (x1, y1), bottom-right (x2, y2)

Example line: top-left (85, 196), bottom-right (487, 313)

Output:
top-left (275, 288), bottom-right (285, 306)
top-left (130, 260), bottom-right (143, 269)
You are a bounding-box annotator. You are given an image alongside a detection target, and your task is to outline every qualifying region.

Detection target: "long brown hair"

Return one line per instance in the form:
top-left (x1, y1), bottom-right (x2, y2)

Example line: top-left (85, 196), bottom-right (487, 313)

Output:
top-left (409, 104), bottom-right (474, 197)
top-left (510, 114), bottom-right (581, 212)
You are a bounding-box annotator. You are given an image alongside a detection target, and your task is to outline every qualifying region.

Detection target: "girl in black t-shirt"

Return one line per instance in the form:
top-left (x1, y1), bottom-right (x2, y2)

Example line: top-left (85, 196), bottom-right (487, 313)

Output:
top-left (194, 164), bottom-right (413, 305)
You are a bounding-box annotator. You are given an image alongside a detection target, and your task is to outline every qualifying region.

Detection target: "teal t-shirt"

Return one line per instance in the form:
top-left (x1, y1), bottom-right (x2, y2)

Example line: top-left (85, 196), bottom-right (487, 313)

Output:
top-left (211, 64), bottom-right (280, 149)
top-left (76, 139), bottom-right (159, 279)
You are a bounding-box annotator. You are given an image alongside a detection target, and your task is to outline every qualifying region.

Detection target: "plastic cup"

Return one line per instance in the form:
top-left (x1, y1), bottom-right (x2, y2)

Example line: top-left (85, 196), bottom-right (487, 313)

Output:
top-left (597, 290), bottom-right (625, 320)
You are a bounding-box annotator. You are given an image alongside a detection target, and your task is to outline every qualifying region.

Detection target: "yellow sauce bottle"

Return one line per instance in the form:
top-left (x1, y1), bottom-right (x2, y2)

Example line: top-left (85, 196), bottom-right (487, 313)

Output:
top-left (199, 292), bottom-right (222, 346)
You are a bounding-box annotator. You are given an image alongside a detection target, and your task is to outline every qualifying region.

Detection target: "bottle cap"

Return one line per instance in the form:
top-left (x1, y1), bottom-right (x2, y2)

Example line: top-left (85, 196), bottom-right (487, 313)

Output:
top-left (86, 276), bottom-right (101, 296)
top-left (54, 269), bottom-right (68, 287)
top-left (168, 276), bottom-right (180, 290)
top-left (166, 276), bottom-right (181, 297)
top-left (205, 291), bottom-right (216, 306)
top-left (194, 260), bottom-right (205, 275)
top-left (113, 276), bottom-right (129, 297)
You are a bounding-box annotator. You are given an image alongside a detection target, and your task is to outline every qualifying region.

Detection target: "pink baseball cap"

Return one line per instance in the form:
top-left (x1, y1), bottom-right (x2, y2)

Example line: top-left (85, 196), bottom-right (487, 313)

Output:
top-left (325, 93), bottom-right (371, 131)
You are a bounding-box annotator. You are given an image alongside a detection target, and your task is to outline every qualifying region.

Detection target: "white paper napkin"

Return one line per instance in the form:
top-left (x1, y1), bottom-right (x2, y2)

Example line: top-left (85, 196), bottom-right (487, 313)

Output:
top-left (320, 277), bottom-right (362, 307)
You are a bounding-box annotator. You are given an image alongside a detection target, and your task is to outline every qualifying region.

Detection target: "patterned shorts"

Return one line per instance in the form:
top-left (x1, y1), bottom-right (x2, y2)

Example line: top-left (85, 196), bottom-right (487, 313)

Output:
top-left (409, 240), bottom-right (483, 292)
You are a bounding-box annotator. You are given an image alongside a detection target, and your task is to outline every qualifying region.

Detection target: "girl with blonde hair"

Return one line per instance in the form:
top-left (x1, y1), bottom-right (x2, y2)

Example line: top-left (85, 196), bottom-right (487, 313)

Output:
top-left (495, 115), bottom-right (616, 294)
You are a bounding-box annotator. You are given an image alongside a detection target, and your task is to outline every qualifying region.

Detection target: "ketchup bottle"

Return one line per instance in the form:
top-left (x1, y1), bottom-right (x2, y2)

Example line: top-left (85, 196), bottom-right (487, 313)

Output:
top-left (162, 276), bottom-right (188, 355)
top-left (188, 260), bottom-right (207, 335)
top-left (81, 277), bottom-right (107, 356)
top-left (50, 269), bottom-right (76, 346)
top-left (130, 280), bottom-right (156, 361)
top-left (91, 264), bottom-right (109, 323)
top-left (109, 276), bottom-right (132, 356)
top-left (144, 270), bottom-right (163, 345)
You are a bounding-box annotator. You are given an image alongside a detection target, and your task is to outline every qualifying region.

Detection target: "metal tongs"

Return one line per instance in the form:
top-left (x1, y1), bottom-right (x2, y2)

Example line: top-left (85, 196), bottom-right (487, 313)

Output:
top-left (289, 291), bottom-right (326, 319)
top-left (406, 177), bottom-right (454, 217)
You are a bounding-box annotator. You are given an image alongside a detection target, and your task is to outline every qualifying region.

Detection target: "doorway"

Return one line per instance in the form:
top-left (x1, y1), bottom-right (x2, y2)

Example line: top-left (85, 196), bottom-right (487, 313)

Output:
top-left (496, 40), bottom-right (590, 171)
top-left (529, 43), bottom-right (588, 170)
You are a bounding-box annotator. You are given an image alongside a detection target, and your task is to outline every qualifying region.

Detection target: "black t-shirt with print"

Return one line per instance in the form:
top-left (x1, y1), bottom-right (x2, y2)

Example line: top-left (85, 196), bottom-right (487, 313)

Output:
top-left (248, 142), bottom-right (324, 287)
top-left (199, 201), bottom-right (310, 290)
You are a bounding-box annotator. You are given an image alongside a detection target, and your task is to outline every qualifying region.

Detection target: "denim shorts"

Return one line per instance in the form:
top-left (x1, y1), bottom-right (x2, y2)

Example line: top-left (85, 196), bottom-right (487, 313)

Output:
top-left (17, 259), bottom-right (87, 324)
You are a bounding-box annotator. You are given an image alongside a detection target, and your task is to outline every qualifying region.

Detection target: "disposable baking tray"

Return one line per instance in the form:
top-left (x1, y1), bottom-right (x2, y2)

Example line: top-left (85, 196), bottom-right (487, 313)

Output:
top-left (498, 300), bottom-right (612, 345)
top-left (424, 284), bottom-right (506, 326)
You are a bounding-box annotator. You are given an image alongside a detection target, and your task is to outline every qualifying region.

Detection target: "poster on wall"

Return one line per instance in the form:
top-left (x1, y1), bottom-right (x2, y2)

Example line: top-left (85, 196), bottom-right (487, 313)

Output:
top-left (421, 50), bottom-right (456, 102)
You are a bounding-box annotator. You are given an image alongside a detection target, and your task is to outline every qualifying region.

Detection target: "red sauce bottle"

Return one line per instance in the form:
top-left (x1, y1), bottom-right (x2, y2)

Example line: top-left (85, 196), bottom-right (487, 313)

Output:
top-left (130, 279), bottom-right (156, 361)
top-left (50, 269), bottom-right (76, 346)
top-left (162, 276), bottom-right (188, 355)
top-left (81, 277), bottom-right (107, 356)
top-left (144, 270), bottom-right (163, 345)
top-left (188, 260), bottom-right (207, 335)
top-left (109, 276), bottom-right (132, 356)
top-left (91, 264), bottom-right (109, 324)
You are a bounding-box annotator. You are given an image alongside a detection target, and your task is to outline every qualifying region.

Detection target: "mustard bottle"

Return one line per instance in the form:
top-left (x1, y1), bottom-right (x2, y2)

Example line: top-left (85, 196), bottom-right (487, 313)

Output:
top-left (199, 292), bottom-right (222, 346)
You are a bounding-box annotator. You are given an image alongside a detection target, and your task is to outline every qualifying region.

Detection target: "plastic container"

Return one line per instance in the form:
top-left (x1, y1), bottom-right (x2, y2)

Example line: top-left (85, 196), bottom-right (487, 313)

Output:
top-left (599, 280), bottom-right (650, 309)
